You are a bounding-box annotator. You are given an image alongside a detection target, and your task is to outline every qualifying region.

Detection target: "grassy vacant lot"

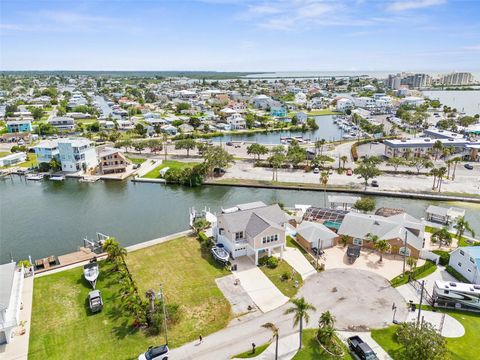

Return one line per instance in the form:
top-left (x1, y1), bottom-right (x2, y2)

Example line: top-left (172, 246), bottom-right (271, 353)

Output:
top-left (126, 156), bottom-right (146, 164)
top-left (292, 329), bottom-right (354, 360)
top-left (142, 160), bottom-right (197, 179)
top-left (29, 262), bottom-right (162, 360)
top-left (126, 236), bottom-right (231, 347)
top-left (232, 342), bottom-right (270, 358)
top-left (260, 259), bottom-right (303, 298)
top-left (0, 151), bottom-right (10, 157)
top-left (307, 109), bottom-right (340, 116)
top-left (371, 309), bottom-right (480, 360)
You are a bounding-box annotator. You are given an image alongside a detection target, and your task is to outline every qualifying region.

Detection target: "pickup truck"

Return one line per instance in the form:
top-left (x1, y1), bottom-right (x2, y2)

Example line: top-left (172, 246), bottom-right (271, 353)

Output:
top-left (347, 336), bottom-right (378, 360)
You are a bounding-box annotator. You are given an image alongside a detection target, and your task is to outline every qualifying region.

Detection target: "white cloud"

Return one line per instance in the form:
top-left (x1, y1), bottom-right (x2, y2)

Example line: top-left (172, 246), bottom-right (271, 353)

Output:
top-left (388, 0), bottom-right (446, 12)
top-left (464, 44), bottom-right (480, 51)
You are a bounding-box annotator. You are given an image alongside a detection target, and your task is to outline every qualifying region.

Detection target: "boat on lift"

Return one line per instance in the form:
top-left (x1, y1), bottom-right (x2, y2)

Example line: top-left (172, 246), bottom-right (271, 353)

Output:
top-left (83, 259), bottom-right (100, 289)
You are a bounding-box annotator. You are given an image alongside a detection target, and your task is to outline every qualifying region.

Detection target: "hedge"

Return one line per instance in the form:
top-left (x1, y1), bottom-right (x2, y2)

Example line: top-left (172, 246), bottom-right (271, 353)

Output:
top-left (446, 265), bottom-right (470, 283)
top-left (390, 260), bottom-right (437, 287)
top-left (432, 250), bottom-right (450, 266)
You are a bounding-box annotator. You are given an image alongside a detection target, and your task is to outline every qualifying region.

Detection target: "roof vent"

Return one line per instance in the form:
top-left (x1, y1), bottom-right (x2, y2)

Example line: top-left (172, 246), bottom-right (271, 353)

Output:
top-left (450, 282), bottom-right (457, 287)
top-left (474, 285), bottom-right (480, 290)
top-left (401, 139), bottom-right (407, 142)
top-left (424, 138), bottom-right (431, 142)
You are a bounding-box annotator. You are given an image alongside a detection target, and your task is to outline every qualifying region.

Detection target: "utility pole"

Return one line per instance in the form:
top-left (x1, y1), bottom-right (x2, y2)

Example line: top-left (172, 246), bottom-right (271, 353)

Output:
top-left (158, 284), bottom-right (169, 345)
top-left (316, 238), bottom-right (322, 270)
top-left (417, 280), bottom-right (425, 328)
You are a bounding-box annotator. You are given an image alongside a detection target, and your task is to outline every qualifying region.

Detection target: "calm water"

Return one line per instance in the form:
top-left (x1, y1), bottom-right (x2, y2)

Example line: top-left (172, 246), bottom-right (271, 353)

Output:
top-left (422, 90), bottom-right (480, 116)
top-left (213, 116), bottom-right (342, 144)
top-left (1, 176), bottom-right (479, 264)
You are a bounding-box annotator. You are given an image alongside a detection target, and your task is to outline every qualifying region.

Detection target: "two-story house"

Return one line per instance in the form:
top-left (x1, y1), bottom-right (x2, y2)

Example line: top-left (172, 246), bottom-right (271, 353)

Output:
top-left (227, 113), bottom-right (246, 130)
top-left (0, 263), bottom-right (24, 345)
top-left (449, 247), bottom-right (480, 284)
top-left (6, 120), bottom-right (33, 133)
top-left (34, 140), bottom-right (60, 164)
top-left (213, 202), bottom-right (291, 264)
top-left (58, 138), bottom-right (98, 173)
top-left (98, 148), bottom-right (131, 174)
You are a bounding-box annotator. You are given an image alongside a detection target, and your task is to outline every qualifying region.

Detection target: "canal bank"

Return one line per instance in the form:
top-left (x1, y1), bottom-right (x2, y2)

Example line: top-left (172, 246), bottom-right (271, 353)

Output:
top-left (1, 176), bottom-right (479, 264)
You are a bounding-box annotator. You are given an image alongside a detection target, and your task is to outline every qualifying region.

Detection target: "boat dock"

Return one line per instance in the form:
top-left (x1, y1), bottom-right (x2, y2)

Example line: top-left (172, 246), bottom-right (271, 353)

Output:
top-left (34, 247), bottom-right (106, 275)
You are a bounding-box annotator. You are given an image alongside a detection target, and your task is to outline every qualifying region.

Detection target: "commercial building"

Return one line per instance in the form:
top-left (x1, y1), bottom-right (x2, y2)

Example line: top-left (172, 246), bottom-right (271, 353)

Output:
top-left (438, 72), bottom-right (474, 86)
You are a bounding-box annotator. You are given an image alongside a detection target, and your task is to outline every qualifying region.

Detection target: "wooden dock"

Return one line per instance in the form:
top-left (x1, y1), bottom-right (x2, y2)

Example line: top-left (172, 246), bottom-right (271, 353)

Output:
top-left (34, 247), bottom-right (106, 274)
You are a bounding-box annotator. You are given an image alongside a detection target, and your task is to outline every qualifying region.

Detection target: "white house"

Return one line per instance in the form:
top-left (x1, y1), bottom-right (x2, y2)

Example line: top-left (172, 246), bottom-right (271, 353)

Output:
top-left (449, 247), bottom-right (480, 284)
top-left (294, 92), bottom-right (307, 105)
top-left (227, 113), bottom-right (246, 130)
top-left (58, 138), bottom-right (98, 172)
top-left (336, 98), bottom-right (354, 112)
top-left (48, 117), bottom-right (75, 131)
top-left (213, 202), bottom-right (291, 264)
top-left (0, 152), bottom-right (27, 167)
top-left (0, 263), bottom-right (24, 345)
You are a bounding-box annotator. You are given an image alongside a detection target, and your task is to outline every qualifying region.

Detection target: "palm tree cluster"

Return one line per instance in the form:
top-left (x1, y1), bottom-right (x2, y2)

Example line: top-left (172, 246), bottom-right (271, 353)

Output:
top-left (316, 311), bottom-right (343, 356)
top-left (429, 166), bottom-right (447, 192)
top-left (365, 233), bottom-right (391, 262)
top-left (454, 217), bottom-right (476, 240)
top-left (430, 227), bottom-right (453, 248)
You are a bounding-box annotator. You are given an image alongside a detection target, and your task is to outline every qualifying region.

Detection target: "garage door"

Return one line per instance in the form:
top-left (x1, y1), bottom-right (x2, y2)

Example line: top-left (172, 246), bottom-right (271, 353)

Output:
top-left (234, 246), bottom-right (247, 257)
top-left (0, 331), bottom-right (7, 345)
top-left (322, 238), bottom-right (333, 248)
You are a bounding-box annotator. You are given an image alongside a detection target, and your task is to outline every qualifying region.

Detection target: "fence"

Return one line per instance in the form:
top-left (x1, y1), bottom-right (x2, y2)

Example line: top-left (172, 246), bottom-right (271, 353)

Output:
top-left (420, 249), bottom-right (440, 265)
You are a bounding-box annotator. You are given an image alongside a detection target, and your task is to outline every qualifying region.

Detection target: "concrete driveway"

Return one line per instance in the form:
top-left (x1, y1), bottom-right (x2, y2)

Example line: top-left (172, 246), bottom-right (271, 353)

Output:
top-left (232, 257), bottom-right (289, 313)
top-left (322, 245), bottom-right (425, 280)
top-left (298, 268), bottom-right (408, 330)
top-left (277, 247), bottom-right (316, 280)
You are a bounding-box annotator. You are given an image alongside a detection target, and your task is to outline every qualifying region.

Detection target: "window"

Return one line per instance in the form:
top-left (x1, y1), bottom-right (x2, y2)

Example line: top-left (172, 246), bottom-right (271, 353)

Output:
top-left (458, 262), bottom-right (462, 267)
top-left (468, 269), bottom-right (472, 273)
top-left (353, 238), bottom-right (363, 246)
top-left (235, 232), bottom-right (244, 240)
top-left (399, 247), bottom-right (411, 257)
top-left (460, 250), bottom-right (465, 256)
top-left (470, 258), bottom-right (475, 264)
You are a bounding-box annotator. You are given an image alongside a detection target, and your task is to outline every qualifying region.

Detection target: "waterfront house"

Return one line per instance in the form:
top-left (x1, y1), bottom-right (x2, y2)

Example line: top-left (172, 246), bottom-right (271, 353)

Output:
top-left (296, 221), bottom-right (338, 251)
top-left (337, 212), bottom-right (425, 258)
top-left (58, 138), bottom-right (98, 173)
top-left (336, 98), bottom-right (354, 112)
top-left (213, 202), bottom-right (292, 264)
top-left (449, 247), bottom-right (480, 284)
top-left (0, 263), bottom-right (24, 345)
top-left (226, 113), bottom-right (246, 130)
top-left (0, 152), bottom-right (27, 167)
top-left (293, 112), bottom-right (308, 124)
top-left (34, 140), bottom-right (60, 164)
top-left (98, 148), bottom-right (131, 174)
top-left (270, 102), bottom-right (287, 117)
top-left (6, 120), bottom-right (32, 133)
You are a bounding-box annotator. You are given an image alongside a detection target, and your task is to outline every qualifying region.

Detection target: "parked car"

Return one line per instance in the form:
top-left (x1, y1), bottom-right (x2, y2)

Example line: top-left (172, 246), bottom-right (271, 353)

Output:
top-left (138, 345), bottom-right (169, 360)
top-left (313, 167), bottom-right (320, 174)
top-left (133, 163), bottom-right (141, 169)
top-left (226, 141), bottom-right (233, 146)
top-left (88, 290), bottom-right (103, 313)
top-left (464, 164), bottom-right (474, 170)
top-left (371, 180), bottom-right (379, 187)
top-left (347, 335), bottom-right (378, 360)
top-left (346, 169), bottom-right (353, 176)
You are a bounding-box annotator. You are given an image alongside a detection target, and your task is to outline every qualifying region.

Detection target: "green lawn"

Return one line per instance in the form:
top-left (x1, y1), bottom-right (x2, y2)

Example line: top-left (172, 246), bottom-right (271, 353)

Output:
top-left (292, 329), bottom-right (354, 360)
top-left (142, 160), bottom-right (197, 179)
top-left (307, 110), bottom-right (340, 116)
top-left (1, 153), bottom-right (37, 168)
top-left (126, 236), bottom-right (232, 348)
top-left (0, 151), bottom-right (11, 157)
top-left (29, 261), bottom-right (163, 360)
top-left (260, 259), bottom-right (303, 298)
top-left (371, 309), bottom-right (480, 360)
top-left (126, 156), bottom-right (146, 164)
top-left (232, 342), bottom-right (270, 358)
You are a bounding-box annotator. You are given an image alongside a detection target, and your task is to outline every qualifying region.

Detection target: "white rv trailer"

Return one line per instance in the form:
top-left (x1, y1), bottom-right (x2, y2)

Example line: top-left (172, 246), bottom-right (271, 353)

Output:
top-left (433, 280), bottom-right (480, 311)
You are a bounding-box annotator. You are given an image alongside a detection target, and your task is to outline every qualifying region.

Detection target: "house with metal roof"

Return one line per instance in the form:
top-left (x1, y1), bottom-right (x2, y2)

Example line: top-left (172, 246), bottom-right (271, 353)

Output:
top-left (0, 263), bottom-right (24, 344)
top-left (213, 202), bottom-right (291, 264)
top-left (449, 247), bottom-right (480, 284)
top-left (337, 212), bottom-right (425, 258)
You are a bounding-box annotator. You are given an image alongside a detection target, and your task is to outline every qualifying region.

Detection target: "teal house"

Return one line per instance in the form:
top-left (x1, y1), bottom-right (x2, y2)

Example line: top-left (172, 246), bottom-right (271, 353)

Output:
top-left (7, 120), bottom-right (33, 133)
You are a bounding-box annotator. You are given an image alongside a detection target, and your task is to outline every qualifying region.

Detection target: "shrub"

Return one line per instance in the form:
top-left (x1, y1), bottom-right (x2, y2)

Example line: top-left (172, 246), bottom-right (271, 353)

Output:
top-left (432, 250), bottom-right (450, 266)
top-left (266, 256), bottom-right (279, 269)
top-left (446, 265), bottom-right (469, 283)
top-left (198, 231), bottom-right (209, 243)
top-left (281, 272), bottom-right (290, 281)
top-left (258, 256), bottom-right (269, 267)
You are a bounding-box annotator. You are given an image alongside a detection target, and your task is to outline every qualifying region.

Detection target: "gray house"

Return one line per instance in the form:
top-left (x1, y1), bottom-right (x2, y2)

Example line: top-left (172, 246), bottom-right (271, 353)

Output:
top-left (213, 202), bottom-right (291, 264)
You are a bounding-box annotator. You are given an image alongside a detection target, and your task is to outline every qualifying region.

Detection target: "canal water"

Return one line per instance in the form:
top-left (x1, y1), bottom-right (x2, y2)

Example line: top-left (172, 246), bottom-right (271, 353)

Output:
top-left (422, 90), bottom-right (480, 116)
top-left (1, 176), bottom-right (479, 264)
top-left (212, 116), bottom-right (343, 144)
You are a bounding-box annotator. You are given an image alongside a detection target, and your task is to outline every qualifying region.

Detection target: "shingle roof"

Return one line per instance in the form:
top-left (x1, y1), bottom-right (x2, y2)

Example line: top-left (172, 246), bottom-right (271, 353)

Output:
top-left (297, 221), bottom-right (337, 244)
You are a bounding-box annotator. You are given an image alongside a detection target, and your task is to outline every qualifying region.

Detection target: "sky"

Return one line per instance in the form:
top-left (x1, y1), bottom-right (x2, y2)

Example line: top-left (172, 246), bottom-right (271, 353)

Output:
top-left (1, 0), bottom-right (480, 72)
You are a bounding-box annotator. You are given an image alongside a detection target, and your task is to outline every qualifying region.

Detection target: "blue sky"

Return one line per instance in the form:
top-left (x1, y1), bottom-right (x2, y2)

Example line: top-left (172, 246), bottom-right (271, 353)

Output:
top-left (1, 0), bottom-right (479, 71)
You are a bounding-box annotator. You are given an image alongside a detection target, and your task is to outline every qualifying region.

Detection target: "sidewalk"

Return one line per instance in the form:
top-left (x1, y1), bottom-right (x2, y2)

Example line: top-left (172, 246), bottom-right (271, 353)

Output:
top-left (232, 333), bottom-right (299, 360)
top-left (278, 247), bottom-right (316, 280)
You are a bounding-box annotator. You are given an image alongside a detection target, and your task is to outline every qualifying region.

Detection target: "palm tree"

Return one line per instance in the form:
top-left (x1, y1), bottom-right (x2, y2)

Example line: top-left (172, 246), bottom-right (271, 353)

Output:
top-left (318, 311), bottom-right (335, 328)
top-left (451, 156), bottom-right (462, 180)
top-left (429, 168), bottom-right (439, 190)
top-left (284, 297), bottom-right (317, 349)
top-left (340, 155), bottom-right (348, 169)
top-left (317, 325), bottom-right (336, 346)
top-left (431, 227), bottom-right (453, 248)
top-left (436, 166), bottom-right (447, 192)
top-left (406, 257), bottom-right (417, 273)
top-left (365, 232), bottom-right (379, 245)
top-left (320, 171), bottom-right (329, 208)
top-left (374, 239), bottom-right (391, 262)
top-left (433, 140), bottom-right (443, 160)
top-left (454, 217), bottom-right (476, 240)
top-left (262, 323), bottom-right (279, 360)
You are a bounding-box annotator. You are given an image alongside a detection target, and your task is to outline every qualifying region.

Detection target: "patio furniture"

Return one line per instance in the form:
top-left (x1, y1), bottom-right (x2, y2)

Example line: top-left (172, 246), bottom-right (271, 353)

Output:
top-left (48, 256), bottom-right (56, 265)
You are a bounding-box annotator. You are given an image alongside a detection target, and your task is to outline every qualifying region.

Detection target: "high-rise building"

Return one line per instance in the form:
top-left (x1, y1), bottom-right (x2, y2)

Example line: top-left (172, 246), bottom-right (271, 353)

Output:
top-left (438, 72), bottom-right (474, 86)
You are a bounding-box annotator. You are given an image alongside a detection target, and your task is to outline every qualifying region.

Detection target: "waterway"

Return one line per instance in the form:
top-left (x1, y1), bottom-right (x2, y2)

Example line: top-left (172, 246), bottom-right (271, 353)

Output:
top-left (422, 90), bottom-right (480, 116)
top-left (212, 115), bottom-right (343, 144)
top-left (1, 176), bottom-right (479, 264)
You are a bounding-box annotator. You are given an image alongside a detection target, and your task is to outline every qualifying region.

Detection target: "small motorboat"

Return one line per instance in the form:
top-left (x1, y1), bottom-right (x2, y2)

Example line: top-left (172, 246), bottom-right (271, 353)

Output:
top-left (26, 174), bottom-right (44, 181)
top-left (211, 245), bottom-right (229, 263)
top-left (49, 174), bottom-right (65, 181)
top-left (83, 260), bottom-right (99, 288)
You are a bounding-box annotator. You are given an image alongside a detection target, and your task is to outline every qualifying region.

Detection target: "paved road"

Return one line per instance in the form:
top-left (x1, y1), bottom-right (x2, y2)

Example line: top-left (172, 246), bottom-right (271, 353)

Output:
top-left (169, 269), bottom-right (407, 360)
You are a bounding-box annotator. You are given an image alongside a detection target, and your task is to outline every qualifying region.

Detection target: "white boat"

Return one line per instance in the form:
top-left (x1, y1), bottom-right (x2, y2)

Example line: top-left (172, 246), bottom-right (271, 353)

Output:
top-left (50, 174), bottom-right (65, 181)
top-left (83, 260), bottom-right (100, 289)
top-left (211, 245), bottom-right (229, 263)
top-left (26, 174), bottom-right (44, 181)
